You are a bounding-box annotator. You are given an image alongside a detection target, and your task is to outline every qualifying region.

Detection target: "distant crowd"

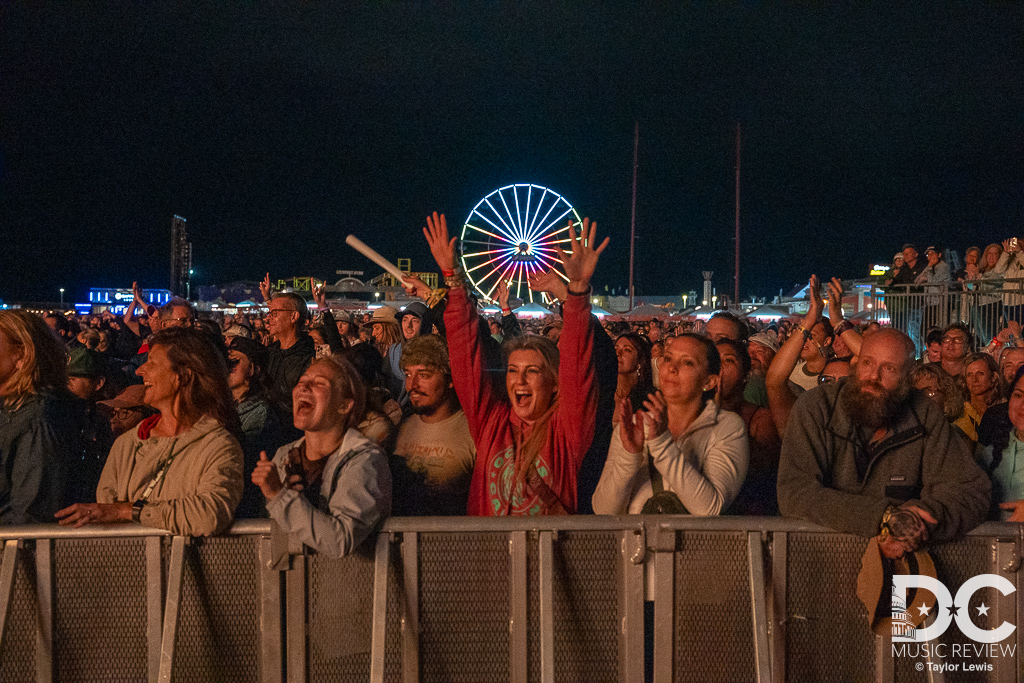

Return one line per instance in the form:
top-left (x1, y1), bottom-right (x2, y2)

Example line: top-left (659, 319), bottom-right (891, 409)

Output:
top-left (4, 217), bottom-right (1023, 563)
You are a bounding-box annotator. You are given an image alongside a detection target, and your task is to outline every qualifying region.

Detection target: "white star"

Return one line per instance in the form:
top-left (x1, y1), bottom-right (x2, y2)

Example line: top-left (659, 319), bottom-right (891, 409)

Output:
top-left (977, 603), bottom-right (990, 616)
top-left (917, 604), bottom-right (931, 616)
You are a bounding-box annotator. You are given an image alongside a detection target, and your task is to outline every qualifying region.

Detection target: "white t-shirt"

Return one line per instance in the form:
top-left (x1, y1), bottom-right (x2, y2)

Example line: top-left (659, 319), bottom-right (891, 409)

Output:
top-left (391, 410), bottom-right (476, 515)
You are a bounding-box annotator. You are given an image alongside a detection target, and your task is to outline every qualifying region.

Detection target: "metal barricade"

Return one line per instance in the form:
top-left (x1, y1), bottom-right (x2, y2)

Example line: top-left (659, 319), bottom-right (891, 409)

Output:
top-left (1, 518), bottom-right (1021, 682)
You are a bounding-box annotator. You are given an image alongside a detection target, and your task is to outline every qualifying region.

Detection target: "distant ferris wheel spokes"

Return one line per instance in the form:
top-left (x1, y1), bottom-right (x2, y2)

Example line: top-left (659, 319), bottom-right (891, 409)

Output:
top-left (459, 183), bottom-right (581, 304)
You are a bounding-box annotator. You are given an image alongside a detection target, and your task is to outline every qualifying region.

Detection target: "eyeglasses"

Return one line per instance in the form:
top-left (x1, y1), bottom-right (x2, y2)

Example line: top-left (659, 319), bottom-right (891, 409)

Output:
top-left (112, 407), bottom-right (144, 419)
top-left (818, 374), bottom-right (841, 385)
top-left (266, 309), bottom-right (296, 318)
top-left (920, 388), bottom-right (940, 399)
top-left (162, 317), bottom-right (192, 326)
top-left (941, 336), bottom-right (967, 346)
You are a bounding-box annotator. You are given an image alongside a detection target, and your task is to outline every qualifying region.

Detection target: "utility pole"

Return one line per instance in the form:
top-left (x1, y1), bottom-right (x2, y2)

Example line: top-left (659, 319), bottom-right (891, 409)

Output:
top-left (629, 121), bottom-right (638, 311)
top-left (734, 123), bottom-right (741, 308)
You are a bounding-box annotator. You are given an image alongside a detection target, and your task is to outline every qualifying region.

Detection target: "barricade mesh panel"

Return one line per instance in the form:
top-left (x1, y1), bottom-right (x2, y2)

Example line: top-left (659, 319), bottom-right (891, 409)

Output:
top-left (543, 531), bottom-right (620, 683)
top-left (54, 538), bottom-right (147, 681)
top-left (0, 546), bottom-right (37, 681)
top-left (170, 535), bottom-right (262, 682)
top-left (306, 550), bottom-right (376, 682)
top-left (673, 530), bottom-right (755, 682)
top-left (419, 531), bottom-right (509, 682)
top-left (786, 533), bottom-right (874, 682)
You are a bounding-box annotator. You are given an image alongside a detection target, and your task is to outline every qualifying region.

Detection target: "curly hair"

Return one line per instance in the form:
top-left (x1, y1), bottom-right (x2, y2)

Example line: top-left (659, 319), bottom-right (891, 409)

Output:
top-left (399, 334), bottom-right (450, 378)
top-left (0, 311), bottom-right (68, 411)
top-left (911, 364), bottom-right (964, 421)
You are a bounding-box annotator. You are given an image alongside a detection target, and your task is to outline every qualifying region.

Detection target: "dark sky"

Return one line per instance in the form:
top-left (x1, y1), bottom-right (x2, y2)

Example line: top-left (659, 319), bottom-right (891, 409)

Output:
top-left (2, 3), bottom-right (1022, 304)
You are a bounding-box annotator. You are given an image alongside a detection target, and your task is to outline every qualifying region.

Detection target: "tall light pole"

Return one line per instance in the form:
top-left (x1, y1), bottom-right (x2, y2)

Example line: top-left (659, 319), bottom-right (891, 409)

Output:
top-left (59, 288), bottom-right (64, 307)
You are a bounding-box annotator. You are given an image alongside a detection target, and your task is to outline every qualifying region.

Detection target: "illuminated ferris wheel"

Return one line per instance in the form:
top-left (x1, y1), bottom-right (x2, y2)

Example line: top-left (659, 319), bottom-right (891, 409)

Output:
top-left (459, 183), bottom-right (581, 304)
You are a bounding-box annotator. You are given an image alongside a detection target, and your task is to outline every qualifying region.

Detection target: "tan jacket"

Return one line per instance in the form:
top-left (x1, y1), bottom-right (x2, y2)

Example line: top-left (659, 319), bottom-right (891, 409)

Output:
top-left (97, 416), bottom-right (244, 536)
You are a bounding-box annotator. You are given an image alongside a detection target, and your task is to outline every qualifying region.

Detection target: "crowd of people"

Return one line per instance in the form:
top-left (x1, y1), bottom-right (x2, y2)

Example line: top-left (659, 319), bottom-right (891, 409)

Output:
top-left (3, 216), bottom-right (1021, 563)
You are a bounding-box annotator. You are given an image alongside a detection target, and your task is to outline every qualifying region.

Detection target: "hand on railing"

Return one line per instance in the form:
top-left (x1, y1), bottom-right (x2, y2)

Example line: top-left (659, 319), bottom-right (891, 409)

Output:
top-left (55, 502), bottom-right (131, 527)
top-left (999, 499), bottom-right (1024, 522)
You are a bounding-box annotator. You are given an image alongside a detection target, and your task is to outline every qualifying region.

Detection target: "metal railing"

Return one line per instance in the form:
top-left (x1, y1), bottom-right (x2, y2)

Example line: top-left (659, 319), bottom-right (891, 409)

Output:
top-left (0, 517), bottom-right (1021, 682)
top-left (867, 279), bottom-right (1024, 350)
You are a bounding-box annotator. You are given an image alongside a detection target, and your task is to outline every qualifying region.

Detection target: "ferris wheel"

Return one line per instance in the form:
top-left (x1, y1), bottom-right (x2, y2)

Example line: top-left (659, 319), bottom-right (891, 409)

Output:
top-left (459, 183), bottom-right (581, 304)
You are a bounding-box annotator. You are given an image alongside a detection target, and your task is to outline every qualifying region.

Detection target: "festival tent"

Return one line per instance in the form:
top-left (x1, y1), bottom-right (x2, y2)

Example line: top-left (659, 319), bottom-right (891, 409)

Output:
top-left (515, 303), bottom-right (555, 319)
top-left (480, 304), bottom-right (502, 315)
top-left (590, 305), bottom-right (613, 318)
top-left (620, 304), bottom-right (672, 320)
top-left (745, 305), bottom-right (792, 321)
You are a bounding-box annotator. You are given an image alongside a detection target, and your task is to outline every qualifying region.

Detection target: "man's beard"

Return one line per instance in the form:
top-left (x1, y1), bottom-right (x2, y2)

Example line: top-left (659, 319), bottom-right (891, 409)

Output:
top-left (841, 374), bottom-right (912, 429)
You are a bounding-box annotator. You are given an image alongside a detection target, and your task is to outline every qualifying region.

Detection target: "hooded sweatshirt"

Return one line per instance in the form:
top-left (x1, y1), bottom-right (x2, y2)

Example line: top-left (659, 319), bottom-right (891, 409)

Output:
top-left (97, 415), bottom-right (243, 535)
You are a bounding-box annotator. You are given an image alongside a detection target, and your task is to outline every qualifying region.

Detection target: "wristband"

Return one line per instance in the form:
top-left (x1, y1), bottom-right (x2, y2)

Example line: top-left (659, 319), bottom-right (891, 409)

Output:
top-left (501, 307), bottom-right (512, 315)
top-left (131, 500), bottom-right (147, 523)
top-left (794, 324), bottom-right (812, 340)
top-left (567, 284), bottom-right (591, 297)
top-left (441, 269), bottom-right (455, 277)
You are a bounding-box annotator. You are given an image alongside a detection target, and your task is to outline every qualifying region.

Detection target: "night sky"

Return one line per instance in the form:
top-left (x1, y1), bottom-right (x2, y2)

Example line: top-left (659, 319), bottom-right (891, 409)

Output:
top-left (2, 3), bottom-right (1022, 304)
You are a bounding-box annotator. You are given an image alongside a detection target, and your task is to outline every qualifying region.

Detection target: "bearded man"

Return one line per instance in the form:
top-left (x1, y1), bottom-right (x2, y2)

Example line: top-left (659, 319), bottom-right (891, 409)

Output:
top-left (778, 329), bottom-right (990, 559)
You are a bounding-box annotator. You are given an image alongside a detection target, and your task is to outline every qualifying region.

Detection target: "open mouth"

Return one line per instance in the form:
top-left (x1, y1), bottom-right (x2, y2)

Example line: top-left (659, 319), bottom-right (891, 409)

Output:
top-left (513, 390), bottom-right (532, 409)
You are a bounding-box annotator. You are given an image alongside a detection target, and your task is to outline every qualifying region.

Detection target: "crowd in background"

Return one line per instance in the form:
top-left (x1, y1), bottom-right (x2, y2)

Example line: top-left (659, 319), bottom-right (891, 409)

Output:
top-left (1, 221), bottom-right (1021, 561)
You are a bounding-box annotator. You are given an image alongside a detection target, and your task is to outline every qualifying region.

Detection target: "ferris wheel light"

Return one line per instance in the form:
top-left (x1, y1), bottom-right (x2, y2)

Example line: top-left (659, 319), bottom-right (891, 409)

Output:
top-left (460, 184), bottom-right (582, 304)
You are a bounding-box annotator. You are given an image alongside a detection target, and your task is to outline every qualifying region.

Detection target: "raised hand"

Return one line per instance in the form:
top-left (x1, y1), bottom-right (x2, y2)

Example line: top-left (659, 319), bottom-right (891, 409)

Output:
top-left (402, 275), bottom-right (432, 300)
top-left (617, 397), bottom-right (644, 454)
top-left (496, 278), bottom-right (511, 308)
top-left (132, 281), bottom-right (145, 306)
top-left (553, 218), bottom-right (609, 292)
top-left (312, 282), bottom-right (327, 310)
top-left (422, 212), bottom-right (457, 272)
top-left (528, 269), bottom-right (569, 302)
top-left (802, 274), bottom-right (823, 329)
top-left (260, 273), bottom-right (273, 303)
top-left (826, 277), bottom-right (844, 323)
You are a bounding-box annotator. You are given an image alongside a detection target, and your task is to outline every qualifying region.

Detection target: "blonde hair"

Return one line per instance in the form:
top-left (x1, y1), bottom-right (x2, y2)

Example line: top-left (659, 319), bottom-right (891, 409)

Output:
top-left (0, 311), bottom-right (68, 411)
top-left (980, 243), bottom-right (1003, 274)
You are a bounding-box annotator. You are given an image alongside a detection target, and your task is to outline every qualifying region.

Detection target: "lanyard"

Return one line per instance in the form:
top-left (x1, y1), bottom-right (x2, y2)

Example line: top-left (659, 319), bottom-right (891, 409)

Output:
top-left (137, 438), bottom-right (181, 504)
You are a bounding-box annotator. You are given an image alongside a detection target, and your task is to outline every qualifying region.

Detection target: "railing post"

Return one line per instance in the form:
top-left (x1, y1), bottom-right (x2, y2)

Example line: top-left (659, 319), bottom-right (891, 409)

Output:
top-left (538, 530), bottom-right (555, 683)
top-left (258, 535), bottom-right (284, 683)
top-left (0, 540), bottom-right (22, 662)
top-left (651, 523), bottom-right (675, 683)
top-left (145, 535), bottom-right (164, 683)
top-left (400, 531), bottom-right (420, 683)
top-left (770, 531), bottom-right (787, 683)
top-left (992, 535), bottom-right (1020, 683)
top-left (34, 538), bottom-right (54, 683)
top-left (747, 532), bottom-right (771, 683)
top-left (618, 526), bottom-right (645, 683)
top-left (509, 531), bottom-right (528, 683)
top-left (157, 535), bottom-right (186, 683)
top-left (285, 553), bottom-right (307, 683)
top-left (369, 532), bottom-right (392, 683)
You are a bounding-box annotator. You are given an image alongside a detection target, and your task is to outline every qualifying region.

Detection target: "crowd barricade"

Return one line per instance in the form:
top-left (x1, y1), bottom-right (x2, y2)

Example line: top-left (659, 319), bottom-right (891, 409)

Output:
top-left (0, 517), bottom-right (1021, 682)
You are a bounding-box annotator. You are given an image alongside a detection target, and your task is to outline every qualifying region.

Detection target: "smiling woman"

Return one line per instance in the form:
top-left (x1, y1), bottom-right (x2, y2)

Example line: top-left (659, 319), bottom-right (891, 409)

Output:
top-left (56, 327), bottom-right (244, 536)
top-left (424, 211), bottom-right (606, 516)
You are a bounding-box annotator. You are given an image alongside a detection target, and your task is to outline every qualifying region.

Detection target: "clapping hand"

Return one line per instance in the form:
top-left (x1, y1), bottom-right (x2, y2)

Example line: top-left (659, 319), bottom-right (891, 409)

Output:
top-left (826, 277), bottom-right (844, 324)
top-left (803, 274), bottom-right (823, 329)
top-left (528, 269), bottom-right (569, 302)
